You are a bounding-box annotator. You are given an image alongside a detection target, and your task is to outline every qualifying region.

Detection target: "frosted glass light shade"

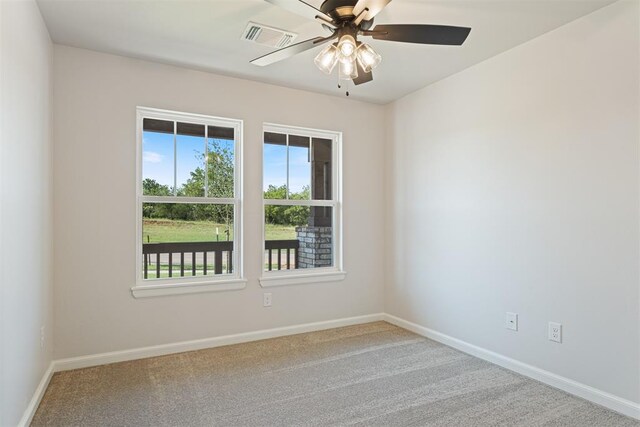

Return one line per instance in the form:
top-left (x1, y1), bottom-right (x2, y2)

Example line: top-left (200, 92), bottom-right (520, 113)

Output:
top-left (314, 44), bottom-right (339, 74)
top-left (338, 35), bottom-right (356, 57)
top-left (338, 57), bottom-right (358, 81)
top-left (356, 43), bottom-right (382, 72)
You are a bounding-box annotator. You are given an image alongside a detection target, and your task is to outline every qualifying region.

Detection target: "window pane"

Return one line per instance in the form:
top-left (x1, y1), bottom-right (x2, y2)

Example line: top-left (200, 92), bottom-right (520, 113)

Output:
top-left (142, 202), bottom-right (234, 279)
top-left (263, 132), bottom-right (287, 199)
top-left (288, 135), bottom-right (310, 200)
top-left (142, 118), bottom-right (174, 195)
top-left (208, 125), bottom-right (235, 198)
top-left (311, 138), bottom-right (332, 200)
top-left (264, 205), bottom-right (333, 271)
top-left (176, 122), bottom-right (205, 197)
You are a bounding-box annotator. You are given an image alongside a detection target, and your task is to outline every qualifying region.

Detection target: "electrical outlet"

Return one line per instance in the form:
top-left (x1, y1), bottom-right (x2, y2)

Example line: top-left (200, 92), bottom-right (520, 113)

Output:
top-left (263, 293), bottom-right (272, 307)
top-left (40, 326), bottom-right (45, 349)
top-left (505, 312), bottom-right (518, 331)
top-left (549, 322), bottom-right (562, 343)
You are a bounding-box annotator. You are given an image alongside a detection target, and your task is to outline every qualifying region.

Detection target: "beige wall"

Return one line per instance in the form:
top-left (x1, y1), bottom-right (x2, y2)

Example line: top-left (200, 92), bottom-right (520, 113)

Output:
top-left (0, 0), bottom-right (54, 425)
top-left (52, 45), bottom-right (386, 359)
top-left (386, 0), bottom-right (639, 403)
top-left (15, 0), bottom-right (638, 415)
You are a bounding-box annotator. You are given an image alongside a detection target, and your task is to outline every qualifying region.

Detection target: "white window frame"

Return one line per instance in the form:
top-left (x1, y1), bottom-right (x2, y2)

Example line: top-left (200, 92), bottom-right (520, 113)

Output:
top-left (131, 107), bottom-right (245, 298)
top-left (260, 123), bottom-right (345, 288)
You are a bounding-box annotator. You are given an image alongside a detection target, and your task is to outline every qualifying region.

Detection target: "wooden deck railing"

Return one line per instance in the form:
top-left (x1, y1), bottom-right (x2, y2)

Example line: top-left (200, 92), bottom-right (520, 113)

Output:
top-left (143, 241), bottom-right (233, 279)
top-left (142, 239), bottom-right (300, 279)
top-left (265, 239), bottom-right (300, 271)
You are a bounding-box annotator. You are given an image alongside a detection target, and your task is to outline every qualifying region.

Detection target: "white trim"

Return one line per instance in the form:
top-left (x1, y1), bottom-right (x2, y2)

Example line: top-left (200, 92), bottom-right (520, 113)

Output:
top-left (286, 133), bottom-right (290, 199)
top-left (260, 270), bottom-right (346, 287)
top-left (141, 196), bottom-right (236, 205)
top-left (135, 107), bottom-right (244, 293)
top-left (173, 120), bottom-right (177, 194)
top-left (53, 313), bottom-right (384, 372)
top-left (263, 199), bottom-right (337, 207)
top-left (234, 119), bottom-right (244, 283)
top-left (383, 314), bottom-right (640, 420)
top-left (131, 278), bottom-right (247, 298)
top-left (261, 123), bottom-right (343, 276)
top-left (136, 107), bottom-right (241, 128)
top-left (263, 123), bottom-right (342, 140)
top-left (18, 362), bottom-right (55, 427)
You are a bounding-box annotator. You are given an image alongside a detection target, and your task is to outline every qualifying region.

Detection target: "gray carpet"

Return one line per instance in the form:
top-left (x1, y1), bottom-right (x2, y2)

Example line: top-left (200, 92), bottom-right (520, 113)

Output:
top-left (32, 322), bottom-right (638, 426)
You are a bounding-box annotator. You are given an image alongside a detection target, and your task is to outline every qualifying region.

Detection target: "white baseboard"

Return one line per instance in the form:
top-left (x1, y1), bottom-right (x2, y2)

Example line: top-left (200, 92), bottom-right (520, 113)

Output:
top-left (383, 313), bottom-right (640, 420)
top-left (18, 361), bottom-right (55, 427)
top-left (54, 313), bottom-right (385, 372)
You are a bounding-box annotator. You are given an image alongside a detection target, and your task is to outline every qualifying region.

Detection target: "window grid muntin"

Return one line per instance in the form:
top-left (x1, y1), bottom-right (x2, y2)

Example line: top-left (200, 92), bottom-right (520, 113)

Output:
top-left (262, 123), bottom-right (341, 275)
top-left (137, 107), bottom-right (242, 286)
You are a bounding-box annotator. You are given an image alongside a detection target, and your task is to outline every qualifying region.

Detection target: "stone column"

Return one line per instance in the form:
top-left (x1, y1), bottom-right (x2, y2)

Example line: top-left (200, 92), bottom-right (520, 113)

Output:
top-left (296, 226), bottom-right (332, 268)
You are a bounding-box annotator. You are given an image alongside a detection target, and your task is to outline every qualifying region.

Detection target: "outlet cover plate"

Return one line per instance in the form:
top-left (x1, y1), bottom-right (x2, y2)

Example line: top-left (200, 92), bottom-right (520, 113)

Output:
top-left (549, 322), bottom-right (562, 343)
top-left (263, 293), bottom-right (272, 307)
top-left (506, 312), bottom-right (518, 331)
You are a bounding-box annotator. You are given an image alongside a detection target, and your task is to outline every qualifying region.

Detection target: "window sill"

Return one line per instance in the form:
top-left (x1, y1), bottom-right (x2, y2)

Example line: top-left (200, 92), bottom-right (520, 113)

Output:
top-left (131, 278), bottom-right (247, 298)
top-left (259, 271), bottom-right (346, 288)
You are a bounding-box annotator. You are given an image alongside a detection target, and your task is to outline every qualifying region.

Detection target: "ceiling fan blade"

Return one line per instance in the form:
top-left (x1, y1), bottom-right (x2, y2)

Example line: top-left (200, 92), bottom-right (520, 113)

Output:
top-left (264, 0), bottom-right (334, 24)
top-left (251, 37), bottom-right (330, 66)
top-left (353, 61), bottom-right (373, 85)
top-left (371, 24), bottom-right (471, 45)
top-left (353, 0), bottom-right (392, 22)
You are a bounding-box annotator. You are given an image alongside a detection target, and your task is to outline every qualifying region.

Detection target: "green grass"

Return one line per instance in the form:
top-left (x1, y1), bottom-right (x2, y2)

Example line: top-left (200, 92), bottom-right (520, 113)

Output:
top-left (263, 223), bottom-right (298, 241)
top-left (142, 218), bottom-right (297, 243)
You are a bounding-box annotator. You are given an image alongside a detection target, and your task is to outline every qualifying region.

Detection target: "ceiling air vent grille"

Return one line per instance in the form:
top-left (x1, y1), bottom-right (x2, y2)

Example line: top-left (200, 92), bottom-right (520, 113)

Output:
top-left (276, 33), bottom-right (295, 48)
top-left (241, 22), bottom-right (298, 48)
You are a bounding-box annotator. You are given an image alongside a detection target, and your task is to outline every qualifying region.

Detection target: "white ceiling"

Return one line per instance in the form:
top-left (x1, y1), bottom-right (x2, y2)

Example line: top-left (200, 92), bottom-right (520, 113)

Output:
top-left (37, 0), bottom-right (615, 104)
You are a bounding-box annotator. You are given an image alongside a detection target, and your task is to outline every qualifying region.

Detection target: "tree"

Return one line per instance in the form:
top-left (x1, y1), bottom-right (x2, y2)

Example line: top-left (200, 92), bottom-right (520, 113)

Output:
top-left (142, 139), bottom-right (235, 226)
top-left (177, 139), bottom-right (234, 227)
top-left (142, 179), bottom-right (171, 218)
top-left (143, 178), bottom-right (171, 196)
top-left (143, 141), bottom-right (310, 232)
top-left (264, 185), bottom-right (310, 226)
top-left (179, 139), bottom-right (234, 199)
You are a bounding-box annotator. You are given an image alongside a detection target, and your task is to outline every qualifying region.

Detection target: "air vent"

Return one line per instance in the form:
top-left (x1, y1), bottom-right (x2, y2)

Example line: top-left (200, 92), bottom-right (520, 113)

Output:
top-left (241, 22), bottom-right (298, 48)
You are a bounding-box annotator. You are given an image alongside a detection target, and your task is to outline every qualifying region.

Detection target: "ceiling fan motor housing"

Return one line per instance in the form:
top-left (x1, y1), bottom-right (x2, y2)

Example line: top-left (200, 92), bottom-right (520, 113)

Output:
top-left (320, 0), bottom-right (374, 30)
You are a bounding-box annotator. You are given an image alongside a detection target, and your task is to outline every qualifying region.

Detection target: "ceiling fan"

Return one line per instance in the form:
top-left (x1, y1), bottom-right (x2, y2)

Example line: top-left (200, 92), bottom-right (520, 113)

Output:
top-left (251, 0), bottom-right (471, 88)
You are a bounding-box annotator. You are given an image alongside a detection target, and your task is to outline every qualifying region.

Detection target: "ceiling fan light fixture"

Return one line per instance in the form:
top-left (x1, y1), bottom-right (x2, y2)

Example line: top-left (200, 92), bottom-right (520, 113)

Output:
top-left (253, 0), bottom-right (471, 89)
top-left (314, 43), bottom-right (339, 74)
top-left (337, 34), bottom-right (356, 57)
top-left (338, 57), bottom-right (358, 81)
top-left (356, 43), bottom-right (382, 72)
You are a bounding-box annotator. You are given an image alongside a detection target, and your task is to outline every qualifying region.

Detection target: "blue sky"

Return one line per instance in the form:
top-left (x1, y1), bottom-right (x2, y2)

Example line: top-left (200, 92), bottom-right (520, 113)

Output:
top-left (143, 130), bottom-right (311, 196)
top-left (143, 131), bottom-right (234, 191)
top-left (263, 143), bottom-right (310, 195)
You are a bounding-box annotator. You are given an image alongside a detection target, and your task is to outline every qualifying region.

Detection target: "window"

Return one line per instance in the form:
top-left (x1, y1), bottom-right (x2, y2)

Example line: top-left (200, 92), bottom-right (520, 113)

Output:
top-left (261, 124), bottom-right (344, 287)
top-left (132, 107), bottom-right (244, 298)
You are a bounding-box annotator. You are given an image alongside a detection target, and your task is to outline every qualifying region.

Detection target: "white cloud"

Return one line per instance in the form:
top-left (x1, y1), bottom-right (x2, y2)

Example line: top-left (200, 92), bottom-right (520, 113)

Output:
top-left (143, 151), bottom-right (164, 163)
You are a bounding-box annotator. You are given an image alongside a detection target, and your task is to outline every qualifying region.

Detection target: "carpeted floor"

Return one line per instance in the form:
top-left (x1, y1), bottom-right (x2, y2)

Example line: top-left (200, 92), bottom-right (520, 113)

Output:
top-left (32, 322), bottom-right (638, 426)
